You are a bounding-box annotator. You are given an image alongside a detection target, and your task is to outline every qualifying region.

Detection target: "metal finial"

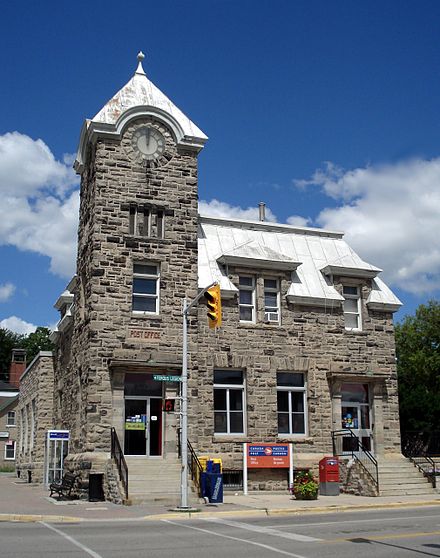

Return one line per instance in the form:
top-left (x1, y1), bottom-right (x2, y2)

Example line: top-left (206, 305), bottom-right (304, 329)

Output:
top-left (136, 51), bottom-right (146, 75)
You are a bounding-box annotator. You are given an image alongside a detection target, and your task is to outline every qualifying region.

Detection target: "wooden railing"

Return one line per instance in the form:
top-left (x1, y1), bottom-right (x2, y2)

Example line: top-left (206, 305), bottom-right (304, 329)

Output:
top-left (110, 428), bottom-right (128, 500)
top-left (332, 429), bottom-right (379, 494)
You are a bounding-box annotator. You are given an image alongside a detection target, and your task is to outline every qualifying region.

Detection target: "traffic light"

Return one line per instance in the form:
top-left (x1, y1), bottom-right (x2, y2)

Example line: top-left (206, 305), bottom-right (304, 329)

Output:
top-left (204, 284), bottom-right (222, 329)
top-left (163, 399), bottom-right (175, 413)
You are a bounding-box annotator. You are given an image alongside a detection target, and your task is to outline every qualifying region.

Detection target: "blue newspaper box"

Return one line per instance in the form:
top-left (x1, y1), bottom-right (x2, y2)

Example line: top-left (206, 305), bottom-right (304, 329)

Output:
top-left (206, 472), bottom-right (223, 504)
top-left (200, 471), bottom-right (209, 498)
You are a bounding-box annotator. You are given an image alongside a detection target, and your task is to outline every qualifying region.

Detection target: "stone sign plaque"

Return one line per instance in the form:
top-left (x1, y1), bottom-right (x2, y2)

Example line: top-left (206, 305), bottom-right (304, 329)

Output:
top-left (127, 327), bottom-right (161, 342)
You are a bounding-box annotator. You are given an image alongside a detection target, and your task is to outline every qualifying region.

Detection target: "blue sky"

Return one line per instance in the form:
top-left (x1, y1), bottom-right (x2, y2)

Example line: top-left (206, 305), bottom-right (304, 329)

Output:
top-left (1, 0), bottom-right (440, 333)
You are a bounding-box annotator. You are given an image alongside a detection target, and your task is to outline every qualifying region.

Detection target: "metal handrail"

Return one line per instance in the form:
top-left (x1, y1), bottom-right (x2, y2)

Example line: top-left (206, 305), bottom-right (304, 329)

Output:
top-left (110, 428), bottom-right (128, 501)
top-left (178, 428), bottom-right (203, 496)
top-left (332, 429), bottom-right (379, 494)
top-left (402, 433), bottom-right (437, 488)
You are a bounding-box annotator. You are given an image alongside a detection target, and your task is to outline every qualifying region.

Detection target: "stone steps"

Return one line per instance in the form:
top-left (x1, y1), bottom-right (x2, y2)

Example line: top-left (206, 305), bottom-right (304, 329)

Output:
top-left (125, 457), bottom-right (197, 505)
top-left (377, 457), bottom-right (436, 497)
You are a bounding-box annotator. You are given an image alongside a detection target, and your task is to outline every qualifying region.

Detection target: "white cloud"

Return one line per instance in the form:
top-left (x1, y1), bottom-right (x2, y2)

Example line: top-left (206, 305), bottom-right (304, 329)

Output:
top-left (286, 215), bottom-right (311, 227)
top-left (296, 158), bottom-right (440, 294)
top-left (0, 132), bottom-right (79, 278)
top-left (199, 199), bottom-right (277, 222)
top-left (0, 283), bottom-right (15, 302)
top-left (0, 315), bottom-right (37, 335)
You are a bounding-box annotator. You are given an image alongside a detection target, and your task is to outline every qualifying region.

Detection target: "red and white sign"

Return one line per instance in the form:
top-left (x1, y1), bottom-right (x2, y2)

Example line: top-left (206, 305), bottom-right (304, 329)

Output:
top-left (247, 444), bottom-right (290, 468)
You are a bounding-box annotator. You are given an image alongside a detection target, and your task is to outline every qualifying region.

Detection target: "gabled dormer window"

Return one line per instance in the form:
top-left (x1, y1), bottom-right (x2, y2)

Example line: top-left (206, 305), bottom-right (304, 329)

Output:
top-left (264, 278), bottom-right (280, 324)
top-left (238, 276), bottom-right (255, 323)
top-left (343, 285), bottom-right (361, 331)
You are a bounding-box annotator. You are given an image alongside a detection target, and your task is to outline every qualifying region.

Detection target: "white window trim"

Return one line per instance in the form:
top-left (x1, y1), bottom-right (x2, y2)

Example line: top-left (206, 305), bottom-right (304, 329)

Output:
top-left (6, 410), bottom-right (16, 427)
top-left (239, 276), bottom-right (256, 324)
top-left (132, 263), bottom-right (160, 315)
top-left (214, 373), bottom-right (246, 436)
top-left (5, 440), bottom-right (16, 460)
top-left (343, 286), bottom-right (362, 331)
top-left (277, 373), bottom-right (308, 437)
top-left (264, 277), bottom-right (281, 324)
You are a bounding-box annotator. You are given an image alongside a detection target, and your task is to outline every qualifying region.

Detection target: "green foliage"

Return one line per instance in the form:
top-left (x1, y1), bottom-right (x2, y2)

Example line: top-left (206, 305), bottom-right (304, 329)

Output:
top-left (0, 329), bottom-right (24, 382)
top-left (21, 327), bottom-right (54, 364)
top-left (0, 464), bottom-right (15, 473)
top-left (0, 326), bottom-right (54, 383)
top-left (396, 300), bottom-right (440, 432)
top-left (291, 470), bottom-right (319, 500)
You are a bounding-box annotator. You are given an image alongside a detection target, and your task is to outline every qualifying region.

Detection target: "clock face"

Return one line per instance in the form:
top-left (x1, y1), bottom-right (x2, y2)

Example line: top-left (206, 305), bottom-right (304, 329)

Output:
top-left (131, 127), bottom-right (166, 161)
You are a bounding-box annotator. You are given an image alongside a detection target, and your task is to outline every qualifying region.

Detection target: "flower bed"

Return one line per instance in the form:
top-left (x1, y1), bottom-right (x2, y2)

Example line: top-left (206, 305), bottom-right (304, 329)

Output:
top-left (290, 470), bottom-right (319, 500)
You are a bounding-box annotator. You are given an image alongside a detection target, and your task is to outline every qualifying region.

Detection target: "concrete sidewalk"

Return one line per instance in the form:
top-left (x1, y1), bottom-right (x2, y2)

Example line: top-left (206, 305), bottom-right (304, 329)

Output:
top-left (0, 473), bottom-right (438, 523)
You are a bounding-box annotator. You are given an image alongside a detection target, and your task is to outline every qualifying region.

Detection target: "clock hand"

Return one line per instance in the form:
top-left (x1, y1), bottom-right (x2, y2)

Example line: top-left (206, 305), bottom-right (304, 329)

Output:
top-left (146, 128), bottom-right (150, 147)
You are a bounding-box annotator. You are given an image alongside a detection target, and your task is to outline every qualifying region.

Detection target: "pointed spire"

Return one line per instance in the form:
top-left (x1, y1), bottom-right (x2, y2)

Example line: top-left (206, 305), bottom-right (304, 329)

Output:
top-left (135, 51), bottom-right (146, 76)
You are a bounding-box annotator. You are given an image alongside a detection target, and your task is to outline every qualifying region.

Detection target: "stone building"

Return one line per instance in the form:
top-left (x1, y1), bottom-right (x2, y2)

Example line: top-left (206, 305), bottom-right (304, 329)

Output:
top-left (16, 352), bottom-right (55, 483)
top-left (48, 53), bottom-right (409, 502)
top-left (0, 350), bottom-right (25, 468)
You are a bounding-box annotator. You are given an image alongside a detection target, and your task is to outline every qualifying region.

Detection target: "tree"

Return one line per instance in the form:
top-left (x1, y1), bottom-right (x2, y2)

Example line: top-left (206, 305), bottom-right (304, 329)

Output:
top-left (396, 300), bottom-right (440, 433)
top-left (0, 326), bottom-right (54, 383)
top-left (0, 328), bottom-right (24, 382)
top-left (21, 327), bottom-right (54, 364)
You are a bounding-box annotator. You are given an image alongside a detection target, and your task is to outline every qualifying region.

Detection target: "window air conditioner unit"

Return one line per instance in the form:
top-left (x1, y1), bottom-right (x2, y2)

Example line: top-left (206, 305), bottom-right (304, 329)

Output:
top-left (264, 312), bottom-right (279, 323)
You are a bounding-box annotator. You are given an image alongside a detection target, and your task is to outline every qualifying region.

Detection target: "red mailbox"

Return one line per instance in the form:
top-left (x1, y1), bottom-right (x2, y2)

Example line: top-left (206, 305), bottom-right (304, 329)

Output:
top-left (319, 457), bottom-right (340, 495)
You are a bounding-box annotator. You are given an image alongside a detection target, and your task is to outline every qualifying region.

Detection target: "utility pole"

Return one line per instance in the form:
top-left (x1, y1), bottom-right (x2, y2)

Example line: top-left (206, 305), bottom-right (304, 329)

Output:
top-left (178, 282), bottom-right (217, 510)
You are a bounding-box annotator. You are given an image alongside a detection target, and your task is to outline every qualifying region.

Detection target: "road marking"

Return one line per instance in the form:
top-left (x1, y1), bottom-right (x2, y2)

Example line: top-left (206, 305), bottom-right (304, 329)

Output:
top-left (40, 521), bottom-right (104, 558)
top-left (326, 530), bottom-right (440, 543)
top-left (265, 513), bottom-right (440, 529)
top-left (204, 517), bottom-right (321, 542)
top-left (162, 519), bottom-right (311, 558)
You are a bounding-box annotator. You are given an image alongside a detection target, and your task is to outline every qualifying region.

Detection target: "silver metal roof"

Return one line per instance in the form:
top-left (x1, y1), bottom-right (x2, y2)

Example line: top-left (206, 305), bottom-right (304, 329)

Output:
top-left (198, 215), bottom-right (402, 311)
top-left (74, 52), bottom-right (207, 173)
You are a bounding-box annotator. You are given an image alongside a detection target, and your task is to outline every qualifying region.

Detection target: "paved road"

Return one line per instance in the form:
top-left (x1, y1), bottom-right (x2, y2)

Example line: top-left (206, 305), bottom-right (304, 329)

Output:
top-left (2, 506), bottom-right (440, 558)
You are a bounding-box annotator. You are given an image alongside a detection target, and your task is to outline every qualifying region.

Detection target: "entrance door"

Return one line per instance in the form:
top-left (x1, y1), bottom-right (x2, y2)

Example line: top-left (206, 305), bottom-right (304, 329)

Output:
top-left (124, 398), bottom-right (162, 457)
top-left (341, 383), bottom-right (373, 454)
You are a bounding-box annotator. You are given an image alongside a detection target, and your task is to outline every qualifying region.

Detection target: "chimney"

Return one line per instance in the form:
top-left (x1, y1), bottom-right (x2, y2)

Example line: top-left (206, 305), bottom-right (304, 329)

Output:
top-left (258, 202), bottom-right (266, 222)
top-left (9, 349), bottom-right (26, 388)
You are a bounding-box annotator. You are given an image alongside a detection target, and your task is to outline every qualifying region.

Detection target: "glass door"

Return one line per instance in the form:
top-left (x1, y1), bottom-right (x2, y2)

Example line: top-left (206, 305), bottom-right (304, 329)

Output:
top-left (124, 397), bottom-right (163, 457)
top-left (341, 383), bottom-right (373, 454)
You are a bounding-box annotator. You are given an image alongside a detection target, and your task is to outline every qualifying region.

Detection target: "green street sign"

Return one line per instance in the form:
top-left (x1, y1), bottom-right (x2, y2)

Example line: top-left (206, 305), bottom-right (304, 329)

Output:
top-left (153, 375), bottom-right (182, 382)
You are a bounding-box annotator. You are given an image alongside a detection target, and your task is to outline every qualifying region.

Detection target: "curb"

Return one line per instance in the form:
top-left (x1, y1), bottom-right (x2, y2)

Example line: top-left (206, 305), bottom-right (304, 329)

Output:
top-left (1, 500), bottom-right (439, 524)
top-left (0, 514), bottom-right (83, 523)
top-left (143, 499), bottom-right (440, 521)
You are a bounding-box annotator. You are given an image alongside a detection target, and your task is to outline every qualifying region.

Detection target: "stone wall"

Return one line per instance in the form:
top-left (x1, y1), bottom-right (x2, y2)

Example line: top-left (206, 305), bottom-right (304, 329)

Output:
top-left (54, 117), bottom-right (199, 470)
top-left (190, 271), bottom-right (400, 483)
top-left (16, 352), bottom-right (54, 483)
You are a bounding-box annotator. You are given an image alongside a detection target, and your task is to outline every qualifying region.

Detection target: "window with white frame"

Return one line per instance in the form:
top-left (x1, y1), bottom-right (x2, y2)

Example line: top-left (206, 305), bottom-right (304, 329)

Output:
top-left (239, 276), bottom-right (255, 322)
top-left (156, 210), bottom-right (165, 239)
top-left (30, 399), bottom-right (36, 450)
top-left (6, 410), bottom-right (16, 427)
top-left (214, 370), bottom-right (245, 434)
top-left (264, 278), bottom-right (280, 323)
top-left (277, 372), bottom-right (307, 435)
top-left (5, 441), bottom-right (15, 460)
top-left (129, 205), bottom-right (151, 237)
top-left (343, 285), bottom-right (361, 330)
top-left (132, 263), bottom-right (160, 314)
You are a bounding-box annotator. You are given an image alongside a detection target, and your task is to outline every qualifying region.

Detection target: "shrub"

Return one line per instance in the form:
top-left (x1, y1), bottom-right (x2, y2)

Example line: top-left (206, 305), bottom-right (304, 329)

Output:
top-left (291, 470), bottom-right (318, 500)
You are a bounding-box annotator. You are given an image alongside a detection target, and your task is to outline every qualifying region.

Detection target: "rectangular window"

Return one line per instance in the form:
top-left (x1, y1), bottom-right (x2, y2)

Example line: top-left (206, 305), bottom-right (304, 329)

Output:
top-left (7, 411), bottom-right (16, 427)
top-left (343, 286), bottom-right (361, 330)
top-left (132, 263), bottom-right (160, 314)
top-left (5, 441), bottom-right (15, 460)
top-left (214, 370), bottom-right (245, 435)
top-left (30, 400), bottom-right (36, 450)
top-left (239, 276), bottom-right (255, 323)
top-left (264, 278), bottom-right (280, 323)
top-left (156, 210), bottom-right (164, 239)
top-left (129, 206), bottom-right (150, 237)
top-left (277, 372), bottom-right (307, 436)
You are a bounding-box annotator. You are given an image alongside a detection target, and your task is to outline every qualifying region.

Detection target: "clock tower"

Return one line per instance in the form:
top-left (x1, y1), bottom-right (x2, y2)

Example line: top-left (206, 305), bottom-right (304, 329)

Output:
top-left (54, 53), bottom-right (207, 500)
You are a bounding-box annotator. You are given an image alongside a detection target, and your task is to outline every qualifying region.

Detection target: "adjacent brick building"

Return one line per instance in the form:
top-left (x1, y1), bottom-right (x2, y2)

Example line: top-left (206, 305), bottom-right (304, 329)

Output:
top-left (48, 53), bottom-right (403, 502)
